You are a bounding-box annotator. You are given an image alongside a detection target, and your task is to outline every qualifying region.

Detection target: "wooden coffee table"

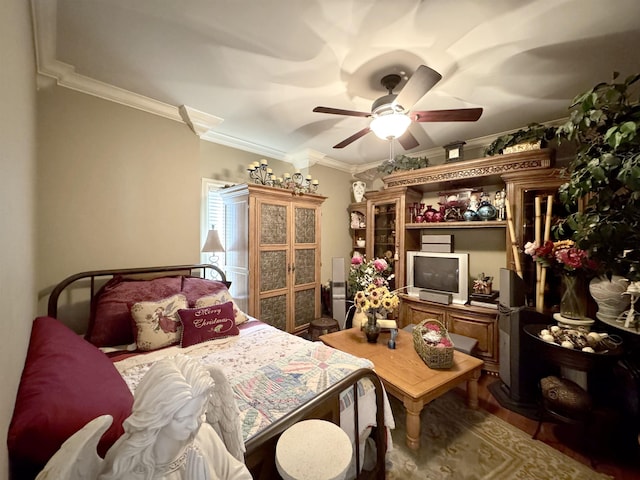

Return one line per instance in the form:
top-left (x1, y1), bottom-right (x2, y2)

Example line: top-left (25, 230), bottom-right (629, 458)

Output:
top-left (321, 327), bottom-right (484, 450)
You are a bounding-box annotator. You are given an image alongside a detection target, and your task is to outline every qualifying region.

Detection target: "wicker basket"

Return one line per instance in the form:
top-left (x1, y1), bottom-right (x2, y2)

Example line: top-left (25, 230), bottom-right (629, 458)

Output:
top-left (412, 319), bottom-right (455, 369)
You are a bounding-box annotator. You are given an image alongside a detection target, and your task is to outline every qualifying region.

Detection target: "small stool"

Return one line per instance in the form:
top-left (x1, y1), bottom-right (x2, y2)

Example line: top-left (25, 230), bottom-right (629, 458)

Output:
top-left (308, 317), bottom-right (340, 341)
top-left (276, 419), bottom-right (352, 480)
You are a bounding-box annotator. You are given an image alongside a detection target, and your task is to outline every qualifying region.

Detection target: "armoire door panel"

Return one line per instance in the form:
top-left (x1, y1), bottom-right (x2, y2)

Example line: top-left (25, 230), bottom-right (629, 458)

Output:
top-left (259, 250), bottom-right (287, 291)
top-left (260, 295), bottom-right (288, 331)
top-left (294, 207), bottom-right (317, 244)
top-left (260, 203), bottom-right (288, 244)
top-left (293, 248), bottom-right (315, 286)
top-left (294, 288), bottom-right (317, 329)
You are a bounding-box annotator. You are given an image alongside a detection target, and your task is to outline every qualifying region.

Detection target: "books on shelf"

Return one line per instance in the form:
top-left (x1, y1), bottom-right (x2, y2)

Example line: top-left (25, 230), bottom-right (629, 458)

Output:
top-left (468, 291), bottom-right (499, 309)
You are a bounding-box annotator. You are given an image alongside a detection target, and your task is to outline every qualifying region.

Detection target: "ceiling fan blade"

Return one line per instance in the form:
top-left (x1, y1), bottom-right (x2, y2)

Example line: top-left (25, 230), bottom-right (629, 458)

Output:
top-left (333, 127), bottom-right (371, 148)
top-left (393, 65), bottom-right (442, 111)
top-left (411, 108), bottom-right (483, 122)
top-left (313, 106), bottom-right (371, 117)
top-left (397, 130), bottom-right (419, 150)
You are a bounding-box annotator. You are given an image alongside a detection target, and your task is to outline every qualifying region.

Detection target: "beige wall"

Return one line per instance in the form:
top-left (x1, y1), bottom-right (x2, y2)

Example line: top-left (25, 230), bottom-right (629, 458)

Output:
top-left (1, 1), bottom-right (37, 478)
top-left (36, 85), bottom-right (355, 322)
top-left (36, 86), bottom-right (202, 318)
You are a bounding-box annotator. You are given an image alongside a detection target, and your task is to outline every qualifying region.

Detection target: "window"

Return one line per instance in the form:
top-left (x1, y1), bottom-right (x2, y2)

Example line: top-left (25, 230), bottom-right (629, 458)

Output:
top-left (201, 178), bottom-right (227, 268)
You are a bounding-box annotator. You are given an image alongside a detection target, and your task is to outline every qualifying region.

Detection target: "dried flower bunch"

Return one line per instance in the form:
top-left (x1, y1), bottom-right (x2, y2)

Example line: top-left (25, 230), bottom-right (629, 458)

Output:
top-left (348, 254), bottom-right (394, 297)
top-left (524, 239), bottom-right (597, 273)
top-left (420, 323), bottom-right (453, 349)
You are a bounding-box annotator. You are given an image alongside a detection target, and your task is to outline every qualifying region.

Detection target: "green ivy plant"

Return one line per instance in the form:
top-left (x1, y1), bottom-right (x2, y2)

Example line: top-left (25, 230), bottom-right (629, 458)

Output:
top-left (555, 72), bottom-right (640, 281)
top-left (378, 154), bottom-right (429, 174)
top-left (484, 123), bottom-right (557, 156)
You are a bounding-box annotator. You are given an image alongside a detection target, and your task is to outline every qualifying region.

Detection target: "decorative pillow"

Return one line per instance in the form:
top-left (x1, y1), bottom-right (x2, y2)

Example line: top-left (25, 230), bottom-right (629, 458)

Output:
top-left (130, 294), bottom-right (188, 351)
top-left (181, 276), bottom-right (232, 306)
top-left (87, 275), bottom-right (182, 347)
top-left (178, 301), bottom-right (239, 347)
top-left (196, 291), bottom-right (249, 325)
top-left (8, 317), bottom-right (133, 473)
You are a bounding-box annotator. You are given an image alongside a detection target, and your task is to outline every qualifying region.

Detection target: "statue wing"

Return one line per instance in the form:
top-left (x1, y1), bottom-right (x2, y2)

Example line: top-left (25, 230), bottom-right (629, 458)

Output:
top-left (205, 365), bottom-right (245, 461)
top-left (36, 414), bottom-right (112, 480)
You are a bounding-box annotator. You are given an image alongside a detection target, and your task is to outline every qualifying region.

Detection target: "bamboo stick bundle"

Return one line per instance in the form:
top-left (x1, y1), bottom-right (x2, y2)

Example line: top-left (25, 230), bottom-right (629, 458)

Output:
top-left (538, 195), bottom-right (554, 314)
top-left (535, 197), bottom-right (543, 312)
top-left (505, 198), bottom-right (522, 278)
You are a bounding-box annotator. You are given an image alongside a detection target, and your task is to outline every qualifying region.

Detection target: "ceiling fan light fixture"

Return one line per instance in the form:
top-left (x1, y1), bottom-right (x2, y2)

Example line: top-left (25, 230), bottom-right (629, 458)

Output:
top-left (370, 112), bottom-right (411, 140)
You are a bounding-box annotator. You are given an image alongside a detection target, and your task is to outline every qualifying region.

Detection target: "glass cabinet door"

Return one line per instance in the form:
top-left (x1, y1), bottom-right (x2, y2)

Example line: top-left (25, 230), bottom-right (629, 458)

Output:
top-left (368, 199), bottom-right (399, 291)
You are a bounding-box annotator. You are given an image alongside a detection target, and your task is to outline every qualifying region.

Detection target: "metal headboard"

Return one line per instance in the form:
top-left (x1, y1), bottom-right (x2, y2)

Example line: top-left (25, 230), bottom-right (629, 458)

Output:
top-left (47, 264), bottom-right (226, 318)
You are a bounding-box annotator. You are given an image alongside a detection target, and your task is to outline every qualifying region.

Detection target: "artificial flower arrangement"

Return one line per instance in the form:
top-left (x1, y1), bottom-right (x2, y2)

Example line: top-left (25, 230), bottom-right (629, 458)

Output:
top-left (348, 253), bottom-right (394, 298)
top-left (420, 322), bottom-right (453, 349)
top-left (353, 284), bottom-right (399, 326)
top-left (523, 239), bottom-right (597, 273)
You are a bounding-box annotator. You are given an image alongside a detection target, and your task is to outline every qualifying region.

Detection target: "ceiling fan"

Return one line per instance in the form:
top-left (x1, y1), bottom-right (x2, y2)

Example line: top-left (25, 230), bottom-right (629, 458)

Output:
top-left (313, 65), bottom-right (483, 150)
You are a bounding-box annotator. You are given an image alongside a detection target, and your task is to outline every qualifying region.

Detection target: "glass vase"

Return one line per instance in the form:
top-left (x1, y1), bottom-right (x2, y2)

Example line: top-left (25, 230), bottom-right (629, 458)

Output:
top-left (560, 272), bottom-right (587, 320)
top-left (363, 315), bottom-right (381, 343)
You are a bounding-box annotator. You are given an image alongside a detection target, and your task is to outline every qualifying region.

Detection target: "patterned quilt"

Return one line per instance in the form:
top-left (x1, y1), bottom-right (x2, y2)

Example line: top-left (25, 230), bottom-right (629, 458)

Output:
top-left (114, 321), bottom-right (390, 442)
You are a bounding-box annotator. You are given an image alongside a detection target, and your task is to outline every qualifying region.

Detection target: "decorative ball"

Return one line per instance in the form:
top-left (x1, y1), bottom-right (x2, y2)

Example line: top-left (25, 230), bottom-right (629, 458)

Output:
top-left (587, 332), bottom-right (602, 342)
top-left (582, 346), bottom-right (595, 353)
top-left (550, 326), bottom-right (561, 333)
top-left (540, 329), bottom-right (550, 336)
top-left (561, 340), bottom-right (574, 349)
top-left (541, 334), bottom-right (555, 343)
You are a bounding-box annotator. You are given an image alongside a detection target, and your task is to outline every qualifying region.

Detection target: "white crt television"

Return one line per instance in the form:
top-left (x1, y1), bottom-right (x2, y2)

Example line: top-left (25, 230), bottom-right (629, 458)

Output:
top-left (406, 251), bottom-right (469, 305)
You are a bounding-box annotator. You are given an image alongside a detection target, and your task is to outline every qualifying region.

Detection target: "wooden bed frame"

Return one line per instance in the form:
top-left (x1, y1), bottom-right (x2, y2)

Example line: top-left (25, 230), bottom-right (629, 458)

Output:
top-left (47, 264), bottom-right (386, 480)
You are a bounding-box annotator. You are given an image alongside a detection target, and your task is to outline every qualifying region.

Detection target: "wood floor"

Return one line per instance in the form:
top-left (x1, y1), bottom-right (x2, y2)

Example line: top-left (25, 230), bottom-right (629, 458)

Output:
top-left (469, 373), bottom-right (640, 480)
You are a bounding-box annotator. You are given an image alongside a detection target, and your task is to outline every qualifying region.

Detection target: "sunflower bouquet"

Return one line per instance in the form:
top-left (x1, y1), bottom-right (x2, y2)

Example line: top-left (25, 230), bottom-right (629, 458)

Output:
top-left (353, 284), bottom-right (399, 326)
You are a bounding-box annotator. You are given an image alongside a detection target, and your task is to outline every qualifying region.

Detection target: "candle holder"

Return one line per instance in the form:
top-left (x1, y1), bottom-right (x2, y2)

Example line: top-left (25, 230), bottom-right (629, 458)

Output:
top-left (247, 160), bottom-right (319, 195)
top-left (247, 160), bottom-right (274, 186)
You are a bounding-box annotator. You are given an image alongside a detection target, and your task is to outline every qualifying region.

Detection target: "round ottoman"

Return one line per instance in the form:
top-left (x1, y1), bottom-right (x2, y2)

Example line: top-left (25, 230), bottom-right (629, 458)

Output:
top-left (275, 419), bottom-right (352, 480)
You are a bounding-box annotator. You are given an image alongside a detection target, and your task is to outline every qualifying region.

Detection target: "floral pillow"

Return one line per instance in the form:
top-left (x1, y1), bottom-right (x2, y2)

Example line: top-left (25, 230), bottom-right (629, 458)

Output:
top-left (195, 292), bottom-right (249, 325)
top-left (130, 294), bottom-right (187, 351)
top-left (178, 302), bottom-right (239, 348)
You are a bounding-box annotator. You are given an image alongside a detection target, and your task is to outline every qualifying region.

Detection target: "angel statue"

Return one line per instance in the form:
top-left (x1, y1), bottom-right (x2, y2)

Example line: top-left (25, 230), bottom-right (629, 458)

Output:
top-left (36, 355), bottom-right (252, 480)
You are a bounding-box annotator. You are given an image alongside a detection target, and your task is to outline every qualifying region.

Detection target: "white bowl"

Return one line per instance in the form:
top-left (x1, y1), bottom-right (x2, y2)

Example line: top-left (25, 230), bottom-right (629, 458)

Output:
top-left (356, 240), bottom-right (365, 247)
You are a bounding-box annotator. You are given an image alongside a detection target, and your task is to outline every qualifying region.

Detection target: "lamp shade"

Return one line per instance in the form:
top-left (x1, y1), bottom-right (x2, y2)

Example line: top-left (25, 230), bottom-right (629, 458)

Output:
top-left (370, 113), bottom-right (411, 140)
top-left (201, 229), bottom-right (225, 253)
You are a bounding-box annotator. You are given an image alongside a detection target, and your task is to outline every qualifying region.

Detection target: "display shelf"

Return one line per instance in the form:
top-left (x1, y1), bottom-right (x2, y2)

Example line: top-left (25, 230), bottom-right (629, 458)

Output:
top-left (406, 221), bottom-right (507, 229)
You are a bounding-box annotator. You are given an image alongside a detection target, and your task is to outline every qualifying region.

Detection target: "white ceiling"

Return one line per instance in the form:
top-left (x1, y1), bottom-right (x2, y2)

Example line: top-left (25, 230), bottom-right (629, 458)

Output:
top-left (32, 0), bottom-right (640, 172)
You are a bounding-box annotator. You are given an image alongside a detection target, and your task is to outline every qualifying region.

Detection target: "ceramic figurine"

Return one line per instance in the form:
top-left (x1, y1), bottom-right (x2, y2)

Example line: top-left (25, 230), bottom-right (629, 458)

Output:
top-left (37, 355), bottom-right (251, 480)
top-left (495, 189), bottom-right (506, 220)
top-left (352, 181), bottom-right (366, 203)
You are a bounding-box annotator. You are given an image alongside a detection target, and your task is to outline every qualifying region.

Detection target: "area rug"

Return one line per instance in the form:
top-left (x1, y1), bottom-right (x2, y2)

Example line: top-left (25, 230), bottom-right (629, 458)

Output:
top-left (385, 391), bottom-right (611, 480)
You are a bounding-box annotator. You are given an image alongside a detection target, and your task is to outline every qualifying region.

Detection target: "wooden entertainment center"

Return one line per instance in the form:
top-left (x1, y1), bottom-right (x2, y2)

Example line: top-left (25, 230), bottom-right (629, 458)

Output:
top-left (350, 149), bottom-right (565, 373)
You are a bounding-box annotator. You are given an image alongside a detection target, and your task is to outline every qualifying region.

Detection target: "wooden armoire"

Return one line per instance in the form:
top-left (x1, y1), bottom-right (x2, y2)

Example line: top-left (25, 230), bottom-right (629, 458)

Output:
top-left (220, 183), bottom-right (326, 334)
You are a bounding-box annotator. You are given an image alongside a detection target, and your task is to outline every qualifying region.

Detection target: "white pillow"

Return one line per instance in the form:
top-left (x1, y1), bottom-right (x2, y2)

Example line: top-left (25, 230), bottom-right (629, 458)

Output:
top-left (130, 294), bottom-right (188, 351)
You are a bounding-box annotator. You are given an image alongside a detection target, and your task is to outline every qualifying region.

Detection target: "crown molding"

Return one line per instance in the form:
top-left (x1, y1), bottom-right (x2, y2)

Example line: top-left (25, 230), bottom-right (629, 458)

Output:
top-left (31, 0), bottom-right (180, 121)
top-left (200, 130), bottom-right (290, 161)
top-left (179, 105), bottom-right (223, 137)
